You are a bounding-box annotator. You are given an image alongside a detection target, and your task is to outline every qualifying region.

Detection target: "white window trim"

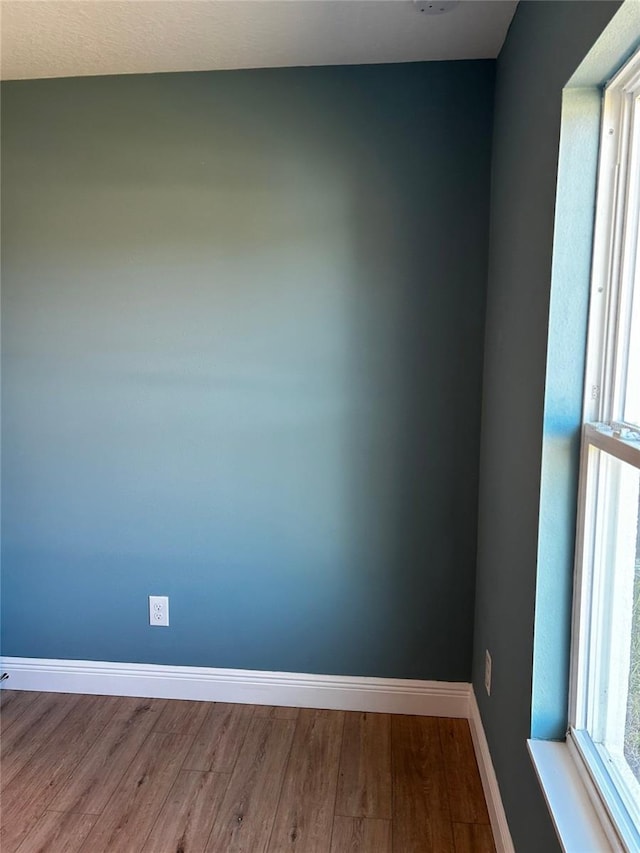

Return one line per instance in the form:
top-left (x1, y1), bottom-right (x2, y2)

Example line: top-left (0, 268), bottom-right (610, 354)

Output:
top-left (581, 50), bottom-right (640, 428)
top-left (570, 426), bottom-right (640, 724)
top-left (528, 738), bottom-right (623, 852)
top-left (566, 423), bottom-right (640, 851)
top-left (563, 47), bottom-right (640, 853)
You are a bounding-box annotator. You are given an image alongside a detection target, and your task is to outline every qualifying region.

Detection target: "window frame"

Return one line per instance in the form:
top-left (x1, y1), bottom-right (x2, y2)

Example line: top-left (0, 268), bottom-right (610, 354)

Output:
top-left (568, 47), bottom-right (640, 852)
top-left (580, 49), bottom-right (640, 428)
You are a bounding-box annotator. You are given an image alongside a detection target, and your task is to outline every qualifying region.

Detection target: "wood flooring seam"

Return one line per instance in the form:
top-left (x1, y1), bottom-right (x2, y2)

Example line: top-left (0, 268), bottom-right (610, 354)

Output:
top-left (63, 702), bottom-right (168, 821)
top-left (263, 713), bottom-right (300, 852)
top-left (327, 710), bottom-right (347, 853)
top-left (134, 730), bottom-right (200, 853)
top-left (39, 696), bottom-right (121, 820)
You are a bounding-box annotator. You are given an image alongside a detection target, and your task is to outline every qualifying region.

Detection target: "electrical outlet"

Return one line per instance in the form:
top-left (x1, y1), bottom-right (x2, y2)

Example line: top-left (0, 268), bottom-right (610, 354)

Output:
top-left (149, 595), bottom-right (169, 627)
top-left (485, 649), bottom-right (492, 696)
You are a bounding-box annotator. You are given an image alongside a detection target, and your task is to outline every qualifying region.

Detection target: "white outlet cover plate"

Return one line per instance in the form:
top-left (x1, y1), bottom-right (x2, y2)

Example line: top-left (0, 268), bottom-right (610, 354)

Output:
top-left (149, 595), bottom-right (169, 627)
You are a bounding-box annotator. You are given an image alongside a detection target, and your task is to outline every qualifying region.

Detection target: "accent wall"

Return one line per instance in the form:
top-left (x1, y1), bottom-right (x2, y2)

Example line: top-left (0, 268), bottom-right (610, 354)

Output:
top-left (2, 61), bottom-right (494, 678)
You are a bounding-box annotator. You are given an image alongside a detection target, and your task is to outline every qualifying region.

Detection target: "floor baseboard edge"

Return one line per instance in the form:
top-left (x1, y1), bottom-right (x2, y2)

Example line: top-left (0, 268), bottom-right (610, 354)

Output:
top-left (468, 687), bottom-right (515, 853)
top-left (0, 656), bottom-right (471, 718)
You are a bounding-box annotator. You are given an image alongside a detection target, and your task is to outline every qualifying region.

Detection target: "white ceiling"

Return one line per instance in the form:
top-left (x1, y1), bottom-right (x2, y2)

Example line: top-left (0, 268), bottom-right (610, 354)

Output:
top-left (0, 0), bottom-right (517, 82)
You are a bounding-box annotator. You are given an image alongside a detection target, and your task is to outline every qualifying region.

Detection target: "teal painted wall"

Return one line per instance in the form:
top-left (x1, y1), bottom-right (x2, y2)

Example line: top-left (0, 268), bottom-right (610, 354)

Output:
top-left (472, 2), bottom-right (622, 851)
top-left (1, 62), bottom-right (494, 677)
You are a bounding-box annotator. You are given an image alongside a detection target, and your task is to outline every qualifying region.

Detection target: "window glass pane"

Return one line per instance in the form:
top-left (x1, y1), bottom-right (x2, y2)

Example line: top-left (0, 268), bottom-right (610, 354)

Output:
top-left (588, 450), bottom-right (640, 826)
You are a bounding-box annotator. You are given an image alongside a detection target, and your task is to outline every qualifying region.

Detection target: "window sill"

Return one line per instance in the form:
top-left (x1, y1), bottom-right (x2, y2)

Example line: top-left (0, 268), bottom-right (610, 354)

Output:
top-left (527, 739), bottom-right (618, 852)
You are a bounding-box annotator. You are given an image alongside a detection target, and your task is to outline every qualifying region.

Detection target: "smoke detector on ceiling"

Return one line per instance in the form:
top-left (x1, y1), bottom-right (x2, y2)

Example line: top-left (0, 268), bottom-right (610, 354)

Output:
top-left (414, 0), bottom-right (460, 15)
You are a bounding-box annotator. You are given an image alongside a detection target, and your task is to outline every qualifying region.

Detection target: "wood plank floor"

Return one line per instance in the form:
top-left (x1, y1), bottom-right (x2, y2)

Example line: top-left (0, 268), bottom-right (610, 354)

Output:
top-left (0, 690), bottom-right (495, 853)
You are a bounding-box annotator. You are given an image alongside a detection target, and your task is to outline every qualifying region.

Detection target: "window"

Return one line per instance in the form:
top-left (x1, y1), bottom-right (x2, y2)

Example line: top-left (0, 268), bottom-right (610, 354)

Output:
top-left (570, 48), bottom-right (640, 851)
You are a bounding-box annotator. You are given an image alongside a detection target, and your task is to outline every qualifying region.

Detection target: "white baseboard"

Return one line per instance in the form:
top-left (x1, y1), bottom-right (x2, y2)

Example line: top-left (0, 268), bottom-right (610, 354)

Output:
top-left (468, 687), bottom-right (515, 853)
top-left (0, 656), bottom-right (470, 718)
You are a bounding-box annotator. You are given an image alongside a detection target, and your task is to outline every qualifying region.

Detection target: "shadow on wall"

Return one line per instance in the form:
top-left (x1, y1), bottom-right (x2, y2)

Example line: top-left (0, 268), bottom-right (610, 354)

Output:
top-left (1, 63), bottom-right (493, 678)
